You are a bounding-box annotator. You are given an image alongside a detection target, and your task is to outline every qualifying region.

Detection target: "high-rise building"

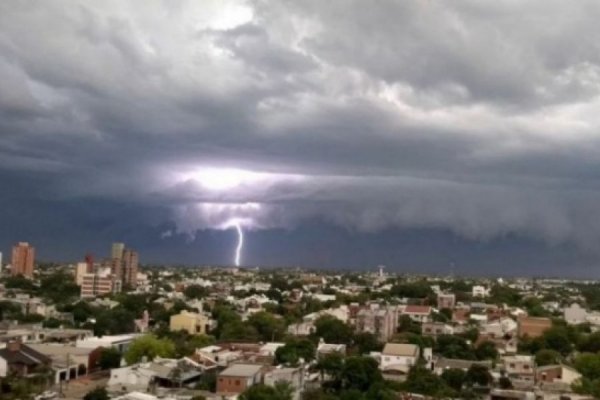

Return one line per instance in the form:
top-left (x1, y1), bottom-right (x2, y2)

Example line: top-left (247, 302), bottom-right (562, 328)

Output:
top-left (80, 267), bottom-right (122, 298)
top-left (11, 242), bottom-right (35, 278)
top-left (111, 242), bottom-right (125, 260)
top-left (122, 248), bottom-right (139, 287)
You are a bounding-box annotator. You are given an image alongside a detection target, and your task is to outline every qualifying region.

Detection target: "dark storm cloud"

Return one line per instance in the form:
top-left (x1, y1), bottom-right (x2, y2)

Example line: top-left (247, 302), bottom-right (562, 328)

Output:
top-left (2, 0), bottom-right (600, 262)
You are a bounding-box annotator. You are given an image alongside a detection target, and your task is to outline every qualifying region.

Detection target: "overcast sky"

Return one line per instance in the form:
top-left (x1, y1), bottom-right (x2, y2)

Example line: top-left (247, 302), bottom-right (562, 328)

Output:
top-left (2, 1), bottom-right (600, 276)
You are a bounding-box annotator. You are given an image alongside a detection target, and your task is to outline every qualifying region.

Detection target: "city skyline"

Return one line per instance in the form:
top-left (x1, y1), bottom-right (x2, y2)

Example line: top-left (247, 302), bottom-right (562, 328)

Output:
top-left (3, 1), bottom-right (600, 275)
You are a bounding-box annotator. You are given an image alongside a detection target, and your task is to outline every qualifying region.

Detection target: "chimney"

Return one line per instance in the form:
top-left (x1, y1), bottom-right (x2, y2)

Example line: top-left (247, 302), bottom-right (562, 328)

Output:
top-left (7, 340), bottom-right (21, 352)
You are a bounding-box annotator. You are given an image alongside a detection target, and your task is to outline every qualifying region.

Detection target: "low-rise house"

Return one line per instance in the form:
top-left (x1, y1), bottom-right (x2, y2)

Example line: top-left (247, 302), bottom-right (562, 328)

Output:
top-left (503, 355), bottom-right (535, 382)
top-left (422, 322), bottom-right (454, 337)
top-left (401, 305), bottom-right (432, 323)
top-left (216, 363), bottom-right (263, 395)
top-left (108, 358), bottom-right (205, 392)
top-left (169, 310), bottom-right (212, 335)
top-left (489, 389), bottom-right (535, 400)
top-left (433, 357), bottom-right (492, 375)
top-left (536, 364), bottom-right (582, 387)
top-left (472, 286), bottom-right (490, 298)
top-left (264, 366), bottom-right (304, 400)
top-left (317, 339), bottom-right (346, 358)
top-left (287, 321), bottom-right (315, 336)
top-left (379, 343), bottom-right (420, 374)
top-left (76, 334), bottom-right (139, 353)
top-left (259, 342), bottom-right (285, 357)
top-left (27, 343), bottom-right (103, 383)
top-left (564, 304), bottom-right (587, 325)
top-left (437, 293), bottom-right (456, 310)
top-left (0, 341), bottom-right (52, 378)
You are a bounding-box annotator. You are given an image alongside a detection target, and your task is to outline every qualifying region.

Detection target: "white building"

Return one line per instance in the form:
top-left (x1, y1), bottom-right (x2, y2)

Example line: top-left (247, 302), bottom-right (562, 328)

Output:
top-left (472, 285), bottom-right (490, 298)
top-left (378, 343), bottom-right (420, 374)
top-left (76, 334), bottom-right (139, 353)
top-left (564, 303), bottom-right (587, 325)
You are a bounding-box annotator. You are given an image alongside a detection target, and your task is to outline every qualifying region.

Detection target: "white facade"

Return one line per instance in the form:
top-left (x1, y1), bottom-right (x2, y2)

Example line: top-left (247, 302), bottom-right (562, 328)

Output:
top-left (76, 334), bottom-right (138, 353)
top-left (0, 356), bottom-right (7, 377)
top-left (379, 344), bottom-right (420, 373)
top-left (564, 303), bottom-right (587, 325)
top-left (472, 285), bottom-right (490, 297)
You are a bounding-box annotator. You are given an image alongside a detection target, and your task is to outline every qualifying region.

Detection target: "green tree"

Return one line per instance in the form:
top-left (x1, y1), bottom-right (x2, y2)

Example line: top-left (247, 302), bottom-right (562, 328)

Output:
top-left (441, 368), bottom-right (466, 392)
top-left (575, 353), bottom-right (600, 380)
top-left (99, 347), bottom-right (122, 369)
top-left (435, 335), bottom-right (474, 360)
top-left (83, 387), bottom-right (109, 400)
top-left (341, 356), bottom-right (382, 391)
top-left (239, 382), bottom-right (293, 400)
top-left (352, 332), bottom-right (383, 355)
top-left (275, 338), bottom-right (316, 365)
top-left (466, 364), bottom-right (492, 387)
top-left (535, 349), bottom-right (561, 366)
top-left (184, 285), bottom-right (210, 300)
top-left (314, 315), bottom-right (354, 344)
top-left (578, 331), bottom-right (600, 353)
top-left (475, 341), bottom-right (498, 360)
top-left (314, 352), bottom-right (344, 383)
top-left (403, 366), bottom-right (449, 397)
top-left (543, 326), bottom-right (573, 356)
top-left (247, 311), bottom-right (286, 342)
top-left (124, 335), bottom-right (176, 364)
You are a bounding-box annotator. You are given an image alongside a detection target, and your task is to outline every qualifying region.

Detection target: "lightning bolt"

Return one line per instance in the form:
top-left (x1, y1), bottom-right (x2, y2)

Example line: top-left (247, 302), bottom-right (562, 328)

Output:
top-left (234, 221), bottom-right (244, 266)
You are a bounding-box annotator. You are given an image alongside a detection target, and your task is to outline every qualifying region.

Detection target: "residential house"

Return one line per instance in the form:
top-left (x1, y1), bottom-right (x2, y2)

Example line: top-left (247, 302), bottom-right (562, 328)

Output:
top-left (378, 343), bottom-right (420, 374)
top-left (503, 355), bottom-right (535, 382)
top-left (27, 343), bottom-right (103, 383)
top-left (317, 339), bottom-right (346, 358)
top-left (401, 305), bottom-right (432, 323)
top-left (472, 286), bottom-right (490, 298)
top-left (421, 322), bottom-right (454, 337)
top-left (0, 341), bottom-right (51, 378)
top-left (216, 363), bottom-right (263, 395)
top-left (564, 304), bottom-right (587, 325)
top-left (536, 364), bottom-right (582, 389)
top-left (264, 366), bottom-right (304, 400)
top-left (76, 334), bottom-right (139, 353)
top-left (437, 293), bottom-right (456, 310)
top-left (433, 358), bottom-right (493, 375)
top-left (169, 310), bottom-right (212, 335)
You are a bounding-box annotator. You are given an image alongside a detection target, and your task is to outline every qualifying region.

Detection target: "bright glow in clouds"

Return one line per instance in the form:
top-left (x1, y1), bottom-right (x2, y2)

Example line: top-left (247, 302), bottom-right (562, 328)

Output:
top-left (190, 168), bottom-right (270, 191)
top-left (179, 167), bottom-right (307, 192)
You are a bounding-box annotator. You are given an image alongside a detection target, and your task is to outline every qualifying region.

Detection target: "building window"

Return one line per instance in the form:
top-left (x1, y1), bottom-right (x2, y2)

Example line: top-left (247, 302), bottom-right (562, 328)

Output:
top-left (236, 380), bottom-right (240, 386)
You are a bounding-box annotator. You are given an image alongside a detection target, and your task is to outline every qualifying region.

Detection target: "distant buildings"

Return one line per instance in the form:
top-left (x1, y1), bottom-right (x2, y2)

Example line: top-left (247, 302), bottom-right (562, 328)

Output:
top-left (11, 242), bottom-right (35, 278)
top-left (437, 293), bottom-right (456, 310)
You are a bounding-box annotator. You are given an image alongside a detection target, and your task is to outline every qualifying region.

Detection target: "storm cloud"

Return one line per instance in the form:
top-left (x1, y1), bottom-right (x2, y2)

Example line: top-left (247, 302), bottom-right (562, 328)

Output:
top-left (2, 1), bottom-right (600, 269)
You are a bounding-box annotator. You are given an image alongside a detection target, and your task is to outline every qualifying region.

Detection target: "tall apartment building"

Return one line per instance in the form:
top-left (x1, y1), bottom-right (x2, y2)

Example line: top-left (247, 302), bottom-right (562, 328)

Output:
top-left (122, 248), bottom-right (139, 287)
top-left (11, 242), bottom-right (35, 278)
top-left (109, 243), bottom-right (138, 288)
top-left (111, 242), bottom-right (125, 260)
top-left (80, 268), bottom-right (122, 298)
top-left (355, 305), bottom-right (399, 342)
